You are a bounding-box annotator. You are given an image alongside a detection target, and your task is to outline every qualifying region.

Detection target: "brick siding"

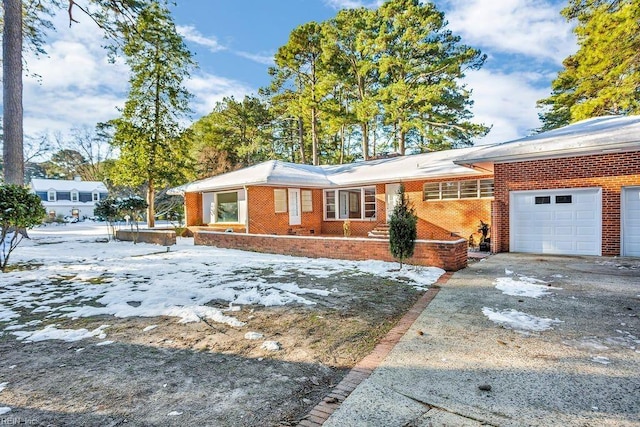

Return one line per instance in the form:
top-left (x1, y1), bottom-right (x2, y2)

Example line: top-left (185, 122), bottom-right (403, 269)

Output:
top-left (194, 231), bottom-right (468, 271)
top-left (184, 192), bottom-right (203, 226)
top-left (493, 151), bottom-right (640, 255)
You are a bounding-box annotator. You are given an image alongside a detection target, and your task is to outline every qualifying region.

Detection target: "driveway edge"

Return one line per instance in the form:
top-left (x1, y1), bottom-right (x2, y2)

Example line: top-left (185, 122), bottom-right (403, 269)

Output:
top-left (297, 272), bottom-right (452, 427)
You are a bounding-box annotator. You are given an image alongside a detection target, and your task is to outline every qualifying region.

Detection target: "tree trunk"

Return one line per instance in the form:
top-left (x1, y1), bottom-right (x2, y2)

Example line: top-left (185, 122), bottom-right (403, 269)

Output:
top-left (3, 0), bottom-right (24, 185)
top-left (399, 126), bottom-right (406, 156)
top-left (297, 116), bottom-right (306, 164)
top-left (147, 179), bottom-right (155, 228)
top-left (311, 106), bottom-right (318, 165)
top-left (339, 124), bottom-right (345, 164)
top-left (361, 122), bottom-right (369, 160)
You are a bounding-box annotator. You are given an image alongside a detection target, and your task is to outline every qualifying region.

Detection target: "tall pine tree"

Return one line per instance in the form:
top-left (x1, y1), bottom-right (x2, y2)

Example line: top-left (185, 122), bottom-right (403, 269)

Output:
top-left (537, 0), bottom-right (640, 130)
top-left (109, 1), bottom-right (194, 228)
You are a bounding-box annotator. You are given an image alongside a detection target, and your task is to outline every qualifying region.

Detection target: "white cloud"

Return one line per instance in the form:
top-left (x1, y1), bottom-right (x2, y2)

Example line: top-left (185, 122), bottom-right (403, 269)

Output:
top-left (323, 0), bottom-right (384, 9)
top-left (21, 13), bottom-right (129, 137)
top-left (464, 68), bottom-right (551, 145)
top-left (177, 25), bottom-right (226, 53)
top-left (444, 0), bottom-right (576, 63)
top-left (235, 51), bottom-right (275, 66)
top-left (185, 72), bottom-right (255, 116)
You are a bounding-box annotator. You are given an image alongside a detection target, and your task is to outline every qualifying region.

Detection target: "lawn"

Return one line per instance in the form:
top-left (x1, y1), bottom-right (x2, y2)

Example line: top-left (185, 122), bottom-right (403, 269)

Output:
top-left (0, 223), bottom-right (443, 426)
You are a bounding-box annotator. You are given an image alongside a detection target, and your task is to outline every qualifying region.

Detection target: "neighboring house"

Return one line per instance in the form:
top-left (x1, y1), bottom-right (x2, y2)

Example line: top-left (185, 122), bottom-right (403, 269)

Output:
top-left (30, 177), bottom-right (109, 220)
top-left (174, 115), bottom-right (640, 260)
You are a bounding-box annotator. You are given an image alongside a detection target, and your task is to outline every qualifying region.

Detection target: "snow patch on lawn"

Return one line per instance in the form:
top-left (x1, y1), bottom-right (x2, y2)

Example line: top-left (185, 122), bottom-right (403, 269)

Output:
top-left (0, 407), bottom-right (11, 415)
top-left (1, 223), bottom-right (445, 342)
top-left (482, 307), bottom-right (563, 332)
top-left (12, 324), bottom-right (109, 343)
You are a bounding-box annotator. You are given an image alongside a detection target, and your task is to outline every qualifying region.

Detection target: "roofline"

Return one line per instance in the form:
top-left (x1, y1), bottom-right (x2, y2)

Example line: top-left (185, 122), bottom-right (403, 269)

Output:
top-left (176, 170), bottom-right (491, 194)
top-left (454, 140), bottom-right (640, 165)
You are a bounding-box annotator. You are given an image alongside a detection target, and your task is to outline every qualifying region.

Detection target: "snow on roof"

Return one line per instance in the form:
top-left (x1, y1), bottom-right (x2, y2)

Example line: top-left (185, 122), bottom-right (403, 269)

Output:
top-left (455, 115), bottom-right (640, 164)
top-left (174, 160), bottom-right (333, 193)
top-left (30, 178), bottom-right (108, 193)
top-left (173, 145), bottom-right (491, 194)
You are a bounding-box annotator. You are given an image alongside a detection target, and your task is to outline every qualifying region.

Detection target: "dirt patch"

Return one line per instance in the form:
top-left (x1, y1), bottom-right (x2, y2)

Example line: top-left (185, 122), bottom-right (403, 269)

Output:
top-left (0, 275), bottom-right (422, 426)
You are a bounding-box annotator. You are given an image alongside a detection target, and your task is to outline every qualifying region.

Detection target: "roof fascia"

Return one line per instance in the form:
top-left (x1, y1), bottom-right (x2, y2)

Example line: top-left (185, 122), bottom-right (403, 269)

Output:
top-left (455, 141), bottom-right (640, 165)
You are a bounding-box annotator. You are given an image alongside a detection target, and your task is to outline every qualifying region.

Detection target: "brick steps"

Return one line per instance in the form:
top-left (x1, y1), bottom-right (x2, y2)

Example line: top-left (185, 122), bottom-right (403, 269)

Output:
top-left (367, 223), bottom-right (390, 239)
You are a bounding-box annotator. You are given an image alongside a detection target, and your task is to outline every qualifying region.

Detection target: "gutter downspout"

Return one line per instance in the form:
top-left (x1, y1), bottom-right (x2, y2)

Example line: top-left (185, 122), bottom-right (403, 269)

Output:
top-left (243, 185), bottom-right (249, 234)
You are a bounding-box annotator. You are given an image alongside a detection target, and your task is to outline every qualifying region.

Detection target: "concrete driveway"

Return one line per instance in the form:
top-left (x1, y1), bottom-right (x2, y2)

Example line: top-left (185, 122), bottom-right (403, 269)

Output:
top-left (324, 253), bottom-right (640, 426)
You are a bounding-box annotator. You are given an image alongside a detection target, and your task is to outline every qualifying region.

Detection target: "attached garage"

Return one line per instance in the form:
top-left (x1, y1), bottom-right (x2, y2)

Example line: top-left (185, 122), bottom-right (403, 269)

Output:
top-left (510, 188), bottom-right (602, 256)
top-left (622, 187), bottom-right (640, 257)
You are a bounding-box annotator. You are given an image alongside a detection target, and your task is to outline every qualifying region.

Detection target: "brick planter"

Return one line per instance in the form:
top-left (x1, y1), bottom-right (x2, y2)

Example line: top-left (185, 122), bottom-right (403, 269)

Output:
top-left (194, 231), bottom-right (467, 271)
top-left (116, 229), bottom-right (176, 246)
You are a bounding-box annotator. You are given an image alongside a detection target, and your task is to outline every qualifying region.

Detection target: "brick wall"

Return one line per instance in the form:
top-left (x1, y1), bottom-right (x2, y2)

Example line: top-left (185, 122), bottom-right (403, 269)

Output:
top-left (493, 152), bottom-right (640, 255)
top-left (194, 231), bottom-right (468, 271)
top-left (404, 178), bottom-right (492, 242)
top-left (116, 229), bottom-right (176, 246)
top-left (247, 187), bottom-right (324, 235)
top-left (184, 192), bottom-right (203, 226)
top-left (186, 177), bottom-right (492, 241)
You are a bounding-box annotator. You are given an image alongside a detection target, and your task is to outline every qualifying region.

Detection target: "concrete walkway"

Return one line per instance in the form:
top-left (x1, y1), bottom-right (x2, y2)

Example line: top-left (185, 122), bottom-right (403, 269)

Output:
top-left (323, 253), bottom-right (640, 426)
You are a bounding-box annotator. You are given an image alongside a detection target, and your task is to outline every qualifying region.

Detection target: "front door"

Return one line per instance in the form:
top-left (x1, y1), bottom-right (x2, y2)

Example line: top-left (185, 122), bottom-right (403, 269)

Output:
top-left (288, 188), bottom-right (301, 225)
top-left (385, 183), bottom-right (401, 223)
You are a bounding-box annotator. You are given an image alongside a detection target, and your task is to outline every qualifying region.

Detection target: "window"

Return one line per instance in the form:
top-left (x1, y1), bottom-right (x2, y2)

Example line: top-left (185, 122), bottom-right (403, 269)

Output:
top-left (460, 180), bottom-right (478, 199)
top-left (71, 191), bottom-right (79, 202)
top-left (556, 195), bottom-right (572, 204)
top-left (535, 196), bottom-right (551, 205)
top-left (441, 182), bottom-right (459, 199)
top-left (325, 187), bottom-right (376, 220)
top-left (301, 190), bottom-right (313, 212)
top-left (364, 188), bottom-right (376, 218)
top-left (423, 179), bottom-right (494, 200)
top-left (325, 190), bottom-right (336, 219)
top-left (47, 191), bottom-right (56, 202)
top-left (274, 189), bottom-right (287, 213)
top-left (92, 192), bottom-right (100, 202)
top-left (479, 179), bottom-right (494, 198)
top-left (423, 183), bottom-right (440, 200)
top-left (216, 192), bottom-right (239, 222)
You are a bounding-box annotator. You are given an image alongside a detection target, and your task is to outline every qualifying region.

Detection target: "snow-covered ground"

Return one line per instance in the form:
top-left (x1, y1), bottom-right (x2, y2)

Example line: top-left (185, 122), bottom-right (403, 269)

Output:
top-left (1, 222), bottom-right (444, 342)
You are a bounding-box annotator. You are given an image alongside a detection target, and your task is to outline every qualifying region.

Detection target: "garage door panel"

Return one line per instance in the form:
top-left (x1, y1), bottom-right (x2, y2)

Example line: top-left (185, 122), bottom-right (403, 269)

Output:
top-left (511, 188), bottom-right (601, 256)
top-left (622, 187), bottom-right (640, 256)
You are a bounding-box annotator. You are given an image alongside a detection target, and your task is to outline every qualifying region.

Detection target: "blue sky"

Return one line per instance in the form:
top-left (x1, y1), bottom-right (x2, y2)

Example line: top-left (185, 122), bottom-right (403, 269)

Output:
top-left (20, 0), bottom-right (576, 150)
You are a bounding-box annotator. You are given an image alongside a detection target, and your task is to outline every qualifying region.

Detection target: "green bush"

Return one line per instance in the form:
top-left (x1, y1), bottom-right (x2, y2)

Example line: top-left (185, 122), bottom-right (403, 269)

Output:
top-left (389, 185), bottom-right (417, 268)
top-left (1, 184), bottom-right (46, 272)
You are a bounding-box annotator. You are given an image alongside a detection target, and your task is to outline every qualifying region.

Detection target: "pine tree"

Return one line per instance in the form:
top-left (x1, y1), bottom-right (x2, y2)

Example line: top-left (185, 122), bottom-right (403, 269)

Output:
top-left (389, 185), bottom-right (417, 268)
top-left (109, 1), bottom-right (194, 228)
top-left (537, 0), bottom-right (640, 130)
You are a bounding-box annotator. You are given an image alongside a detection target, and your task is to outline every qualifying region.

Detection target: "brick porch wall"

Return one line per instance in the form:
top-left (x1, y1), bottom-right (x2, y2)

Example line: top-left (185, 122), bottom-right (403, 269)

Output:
top-left (493, 151), bottom-right (640, 255)
top-left (194, 231), bottom-right (468, 271)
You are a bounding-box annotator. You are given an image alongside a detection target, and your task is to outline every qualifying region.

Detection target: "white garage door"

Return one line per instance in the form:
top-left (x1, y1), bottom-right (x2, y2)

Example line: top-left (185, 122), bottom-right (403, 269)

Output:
top-left (510, 188), bottom-right (602, 256)
top-left (622, 187), bottom-right (640, 257)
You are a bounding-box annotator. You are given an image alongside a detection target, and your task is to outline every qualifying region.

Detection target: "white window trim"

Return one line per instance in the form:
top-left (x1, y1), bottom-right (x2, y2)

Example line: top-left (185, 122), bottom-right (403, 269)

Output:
top-left (213, 190), bottom-right (246, 224)
top-left (92, 191), bottom-right (100, 202)
top-left (324, 187), bottom-right (376, 221)
top-left (71, 191), bottom-right (79, 202)
top-left (47, 190), bottom-right (57, 202)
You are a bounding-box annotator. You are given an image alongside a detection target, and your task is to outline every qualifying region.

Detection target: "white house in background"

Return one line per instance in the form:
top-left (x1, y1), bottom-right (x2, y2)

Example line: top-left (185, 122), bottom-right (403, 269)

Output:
top-left (30, 177), bottom-right (109, 219)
